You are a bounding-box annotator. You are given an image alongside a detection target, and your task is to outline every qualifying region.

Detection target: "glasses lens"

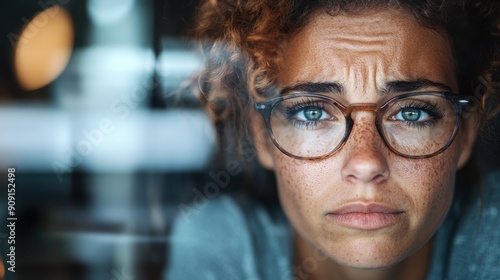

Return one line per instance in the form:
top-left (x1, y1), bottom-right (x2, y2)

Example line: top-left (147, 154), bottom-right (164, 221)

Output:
top-left (270, 96), bottom-right (346, 158)
top-left (381, 94), bottom-right (458, 157)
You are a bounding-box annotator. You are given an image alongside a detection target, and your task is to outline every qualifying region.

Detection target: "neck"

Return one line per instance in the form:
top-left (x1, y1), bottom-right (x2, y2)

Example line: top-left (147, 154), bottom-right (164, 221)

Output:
top-left (293, 233), bottom-right (432, 280)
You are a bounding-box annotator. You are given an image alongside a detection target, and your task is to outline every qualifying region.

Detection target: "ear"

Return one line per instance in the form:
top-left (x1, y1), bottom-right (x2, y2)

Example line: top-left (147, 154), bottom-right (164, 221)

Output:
top-left (249, 112), bottom-right (275, 170)
top-left (457, 113), bottom-right (479, 169)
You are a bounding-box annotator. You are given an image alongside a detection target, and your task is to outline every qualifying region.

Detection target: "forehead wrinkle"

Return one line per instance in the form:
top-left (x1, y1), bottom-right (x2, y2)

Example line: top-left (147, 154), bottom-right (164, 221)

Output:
top-left (338, 50), bottom-right (388, 96)
top-left (385, 29), bottom-right (457, 91)
top-left (328, 32), bottom-right (397, 52)
top-left (279, 9), bottom-right (458, 95)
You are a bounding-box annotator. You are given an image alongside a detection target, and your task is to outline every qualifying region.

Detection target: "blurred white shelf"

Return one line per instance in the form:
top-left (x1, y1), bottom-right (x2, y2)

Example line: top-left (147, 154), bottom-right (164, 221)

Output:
top-left (0, 106), bottom-right (216, 172)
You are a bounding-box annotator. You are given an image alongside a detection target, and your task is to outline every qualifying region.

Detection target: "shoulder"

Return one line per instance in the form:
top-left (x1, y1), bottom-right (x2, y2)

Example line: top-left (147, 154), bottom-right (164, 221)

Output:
top-left (447, 171), bottom-right (500, 279)
top-left (165, 195), bottom-right (292, 279)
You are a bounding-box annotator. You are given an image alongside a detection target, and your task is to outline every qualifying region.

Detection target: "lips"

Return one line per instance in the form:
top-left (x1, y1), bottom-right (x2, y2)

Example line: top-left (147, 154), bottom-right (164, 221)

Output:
top-left (326, 203), bottom-right (405, 230)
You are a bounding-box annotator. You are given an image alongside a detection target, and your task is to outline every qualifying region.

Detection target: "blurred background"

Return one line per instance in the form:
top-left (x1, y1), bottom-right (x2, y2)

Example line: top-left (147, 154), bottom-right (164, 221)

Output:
top-left (0, 1), bottom-right (219, 279)
top-left (0, 1), bottom-right (498, 280)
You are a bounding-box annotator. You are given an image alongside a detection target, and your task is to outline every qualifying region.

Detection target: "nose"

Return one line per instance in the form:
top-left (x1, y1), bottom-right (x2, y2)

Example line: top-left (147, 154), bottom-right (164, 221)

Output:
top-left (341, 113), bottom-right (390, 184)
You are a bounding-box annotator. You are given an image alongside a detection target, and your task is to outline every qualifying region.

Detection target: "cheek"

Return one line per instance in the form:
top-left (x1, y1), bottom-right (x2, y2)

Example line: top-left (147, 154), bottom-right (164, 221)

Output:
top-left (272, 152), bottom-right (331, 235)
top-left (273, 145), bottom-right (458, 216)
top-left (399, 147), bottom-right (458, 237)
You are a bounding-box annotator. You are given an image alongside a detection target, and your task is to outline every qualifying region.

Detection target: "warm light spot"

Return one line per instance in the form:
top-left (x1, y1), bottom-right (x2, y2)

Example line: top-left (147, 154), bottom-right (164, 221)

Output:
top-left (0, 256), bottom-right (4, 279)
top-left (14, 6), bottom-right (74, 91)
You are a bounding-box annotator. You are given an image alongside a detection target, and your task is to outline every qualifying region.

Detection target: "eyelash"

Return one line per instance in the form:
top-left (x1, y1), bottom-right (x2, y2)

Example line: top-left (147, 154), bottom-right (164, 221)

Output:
top-left (285, 99), bottom-right (326, 128)
top-left (397, 101), bottom-right (443, 128)
top-left (281, 98), bottom-right (444, 130)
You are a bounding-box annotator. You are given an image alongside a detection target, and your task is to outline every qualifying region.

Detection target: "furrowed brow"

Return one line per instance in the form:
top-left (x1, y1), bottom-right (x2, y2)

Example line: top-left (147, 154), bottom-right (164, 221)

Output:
top-left (382, 79), bottom-right (453, 95)
top-left (279, 82), bottom-right (343, 95)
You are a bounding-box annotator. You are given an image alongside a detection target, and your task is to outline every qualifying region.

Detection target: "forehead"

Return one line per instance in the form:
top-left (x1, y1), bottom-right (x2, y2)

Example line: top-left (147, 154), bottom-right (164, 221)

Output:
top-left (278, 8), bottom-right (457, 93)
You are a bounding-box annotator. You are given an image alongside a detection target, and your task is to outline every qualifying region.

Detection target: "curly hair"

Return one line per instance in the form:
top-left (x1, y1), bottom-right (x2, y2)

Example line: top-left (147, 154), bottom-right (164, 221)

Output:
top-left (191, 0), bottom-right (500, 153)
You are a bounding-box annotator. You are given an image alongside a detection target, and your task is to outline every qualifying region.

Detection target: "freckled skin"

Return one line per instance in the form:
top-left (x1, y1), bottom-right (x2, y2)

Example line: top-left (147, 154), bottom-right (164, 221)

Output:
top-left (251, 8), bottom-right (478, 279)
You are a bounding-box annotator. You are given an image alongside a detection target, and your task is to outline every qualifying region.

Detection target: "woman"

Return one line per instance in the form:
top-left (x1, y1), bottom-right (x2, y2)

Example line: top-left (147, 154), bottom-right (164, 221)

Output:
top-left (167, 0), bottom-right (500, 279)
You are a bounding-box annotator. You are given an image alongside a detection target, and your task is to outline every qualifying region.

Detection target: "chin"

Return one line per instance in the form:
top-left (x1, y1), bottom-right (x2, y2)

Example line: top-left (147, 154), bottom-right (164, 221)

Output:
top-left (322, 238), bottom-right (413, 270)
top-left (336, 257), bottom-right (402, 270)
top-left (333, 253), bottom-right (403, 270)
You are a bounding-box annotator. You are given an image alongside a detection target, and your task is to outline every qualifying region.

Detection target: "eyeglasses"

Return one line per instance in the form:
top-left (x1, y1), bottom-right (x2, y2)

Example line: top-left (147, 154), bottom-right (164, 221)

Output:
top-left (254, 92), bottom-right (478, 160)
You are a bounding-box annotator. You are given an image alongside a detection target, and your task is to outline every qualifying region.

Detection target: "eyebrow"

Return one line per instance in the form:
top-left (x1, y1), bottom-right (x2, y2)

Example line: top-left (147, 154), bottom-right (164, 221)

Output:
top-left (279, 82), bottom-right (343, 95)
top-left (279, 79), bottom-right (453, 96)
top-left (382, 79), bottom-right (453, 94)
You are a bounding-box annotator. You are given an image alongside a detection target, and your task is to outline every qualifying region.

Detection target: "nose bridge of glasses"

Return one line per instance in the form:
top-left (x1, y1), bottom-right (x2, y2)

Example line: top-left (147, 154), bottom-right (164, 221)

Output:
top-left (344, 103), bottom-right (381, 115)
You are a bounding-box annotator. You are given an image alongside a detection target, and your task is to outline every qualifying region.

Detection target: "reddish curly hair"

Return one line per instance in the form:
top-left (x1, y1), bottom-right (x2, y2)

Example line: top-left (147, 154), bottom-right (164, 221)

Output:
top-left (191, 0), bottom-right (500, 152)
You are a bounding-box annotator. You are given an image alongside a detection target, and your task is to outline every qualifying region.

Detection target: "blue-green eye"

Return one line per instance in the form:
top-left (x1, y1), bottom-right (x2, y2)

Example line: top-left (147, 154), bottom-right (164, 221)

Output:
top-left (297, 107), bottom-right (326, 121)
top-left (395, 108), bottom-right (430, 122)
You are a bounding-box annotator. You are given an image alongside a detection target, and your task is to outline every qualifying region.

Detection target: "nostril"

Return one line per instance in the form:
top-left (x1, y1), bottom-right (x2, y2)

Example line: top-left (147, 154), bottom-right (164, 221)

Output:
top-left (373, 173), bottom-right (389, 184)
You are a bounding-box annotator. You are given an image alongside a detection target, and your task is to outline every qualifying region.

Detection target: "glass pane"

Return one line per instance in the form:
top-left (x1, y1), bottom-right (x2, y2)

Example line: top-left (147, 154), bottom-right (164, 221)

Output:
top-left (382, 95), bottom-right (457, 156)
top-left (270, 97), bottom-right (346, 157)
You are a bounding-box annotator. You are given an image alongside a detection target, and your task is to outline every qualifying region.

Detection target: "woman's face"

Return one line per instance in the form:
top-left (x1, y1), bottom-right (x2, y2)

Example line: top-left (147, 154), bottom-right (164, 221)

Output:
top-left (252, 9), bottom-right (477, 269)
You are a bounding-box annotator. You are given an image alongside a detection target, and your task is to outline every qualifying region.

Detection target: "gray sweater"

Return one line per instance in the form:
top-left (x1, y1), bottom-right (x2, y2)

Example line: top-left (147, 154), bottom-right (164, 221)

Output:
top-left (166, 172), bottom-right (500, 280)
